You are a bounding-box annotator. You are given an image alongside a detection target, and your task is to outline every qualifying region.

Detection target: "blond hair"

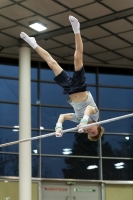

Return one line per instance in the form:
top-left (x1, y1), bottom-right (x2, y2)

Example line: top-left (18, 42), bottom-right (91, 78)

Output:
top-left (88, 125), bottom-right (104, 141)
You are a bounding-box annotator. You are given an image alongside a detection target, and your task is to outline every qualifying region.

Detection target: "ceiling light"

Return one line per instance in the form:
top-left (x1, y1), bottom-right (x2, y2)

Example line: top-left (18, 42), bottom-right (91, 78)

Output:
top-left (114, 162), bottom-right (124, 167)
top-left (115, 166), bottom-right (124, 169)
top-left (62, 148), bottom-right (72, 155)
top-left (13, 125), bottom-right (19, 132)
top-left (14, 125), bottom-right (19, 128)
top-left (87, 165), bottom-right (98, 170)
top-left (125, 136), bottom-right (129, 140)
top-left (29, 22), bottom-right (47, 32)
top-left (63, 148), bottom-right (72, 151)
top-left (36, 100), bottom-right (40, 104)
top-left (12, 129), bottom-right (19, 132)
top-left (63, 151), bottom-right (72, 155)
top-left (33, 149), bottom-right (38, 154)
top-left (40, 126), bottom-right (44, 130)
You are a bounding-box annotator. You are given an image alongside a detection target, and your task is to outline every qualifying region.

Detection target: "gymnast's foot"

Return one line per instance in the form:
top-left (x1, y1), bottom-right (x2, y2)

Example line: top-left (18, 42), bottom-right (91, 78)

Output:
top-left (69, 15), bottom-right (80, 34)
top-left (20, 32), bottom-right (38, 49)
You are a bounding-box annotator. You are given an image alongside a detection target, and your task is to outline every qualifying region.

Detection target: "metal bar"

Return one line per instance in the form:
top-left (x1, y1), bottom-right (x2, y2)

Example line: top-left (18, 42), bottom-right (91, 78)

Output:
top-left (1, 176), bottom-right (133, 184)
top-left (0, 113), bottom-right (133, 148)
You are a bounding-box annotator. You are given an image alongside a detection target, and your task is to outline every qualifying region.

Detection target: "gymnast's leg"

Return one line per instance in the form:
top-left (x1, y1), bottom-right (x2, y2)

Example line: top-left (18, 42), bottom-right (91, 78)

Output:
top-left (20, 32), bottom-right (63, 76)
top-left (69, 15), bottom-right (83, 71)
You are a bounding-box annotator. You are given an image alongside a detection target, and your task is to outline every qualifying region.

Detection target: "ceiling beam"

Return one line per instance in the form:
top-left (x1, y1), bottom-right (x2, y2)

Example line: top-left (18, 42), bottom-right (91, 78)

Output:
top-left (19, 7), bottom-right (133, 43)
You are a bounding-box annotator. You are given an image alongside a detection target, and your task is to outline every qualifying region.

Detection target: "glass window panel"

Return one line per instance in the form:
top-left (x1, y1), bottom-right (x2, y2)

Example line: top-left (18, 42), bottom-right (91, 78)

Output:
top-left (86, 72), bottom-right (96, 85)
top-left (41, 83), bottom-right (69, 106)
top-left (41, 69), bottom-right (55, 81)
top-left (0, 105), bottom-right (39, 128)
top-left (99, 73), bottom-right (133, 87)
top-left (31, 106), bottom-right (39, 128)
top-left (41, 107), bottom-right (74, 130)
top-left (32, 131), bottom-right (39, 155)
top-left (0, 64), bottom-right (18, 77)
top-left (31, 67), bottom-right (38, 80)
top-left (103, 159), bottom-right (133, 180)
top-left (0, 154), bottom-right (18, 176)
top-left (41, 156), bottom-right (99, 179)
top-left (102, 135), bottom-right (133, 157)
top-left (32, 155), bottom-right (39, 178)
top-left (41, 131), bottom-right (99, 156)
top-left (99, 88), bottom-right (133, 110)
top-left (0, 79), bottom-right (18, 102)
top-left (0, 154), bottom-right (39, 177)
top-left (0, 103), bottom-right (18, 126)
top-left (0, 79), bottom-right (38, 103)
top-left (31, 82), bottom-right (38, 104)
top-left (100, 111), bottom-right (133, 133)
top-left (0, 130), bottom-right (39, 153)
top-left (0, 128), bottom-right (19, 153)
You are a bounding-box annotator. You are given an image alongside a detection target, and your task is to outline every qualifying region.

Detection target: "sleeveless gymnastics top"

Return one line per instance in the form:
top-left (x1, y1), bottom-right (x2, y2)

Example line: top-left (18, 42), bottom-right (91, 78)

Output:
top-left (68, 91), bottom-right (99, 123)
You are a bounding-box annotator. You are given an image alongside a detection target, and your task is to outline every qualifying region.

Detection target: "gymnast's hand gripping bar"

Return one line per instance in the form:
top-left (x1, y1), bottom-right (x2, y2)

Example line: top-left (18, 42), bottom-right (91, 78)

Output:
top-left (0, 113), bottom-right (133, 148)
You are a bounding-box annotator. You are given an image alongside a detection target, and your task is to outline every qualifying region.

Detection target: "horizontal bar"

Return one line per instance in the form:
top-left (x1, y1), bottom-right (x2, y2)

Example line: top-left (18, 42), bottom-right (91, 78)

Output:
top-left (0, 113), bottom-right (133, 148)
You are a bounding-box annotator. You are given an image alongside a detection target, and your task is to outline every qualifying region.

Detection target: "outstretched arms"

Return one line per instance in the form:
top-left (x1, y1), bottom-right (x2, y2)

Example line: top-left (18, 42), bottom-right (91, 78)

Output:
top-left (56, 106), bottom-right (98, 136)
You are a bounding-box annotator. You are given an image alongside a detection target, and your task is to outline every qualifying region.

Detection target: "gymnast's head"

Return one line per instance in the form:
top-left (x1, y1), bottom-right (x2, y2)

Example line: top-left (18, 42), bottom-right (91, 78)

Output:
top-left (84, 124), bottom-right (104, 141)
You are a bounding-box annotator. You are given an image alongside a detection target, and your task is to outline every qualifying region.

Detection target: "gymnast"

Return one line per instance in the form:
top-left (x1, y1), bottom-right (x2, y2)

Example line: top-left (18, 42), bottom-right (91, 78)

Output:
top-left (20, 15), bottom-right (104, 141)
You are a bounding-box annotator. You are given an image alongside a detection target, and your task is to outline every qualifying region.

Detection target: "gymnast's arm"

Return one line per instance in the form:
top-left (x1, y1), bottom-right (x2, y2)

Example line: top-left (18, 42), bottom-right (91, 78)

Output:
top-left (57, 113), bottom-right (73, 123)
top-left (55, 113), bottom-right (73, 137)
top-left (84, 105), bottom-right (97, 116)
top-left (78, 106), bottom-right (98, 132)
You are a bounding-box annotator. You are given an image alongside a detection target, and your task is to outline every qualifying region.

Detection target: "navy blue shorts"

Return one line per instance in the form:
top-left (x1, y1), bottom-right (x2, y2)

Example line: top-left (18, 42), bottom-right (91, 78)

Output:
top-left (54, 67), bottom-right (87, 95)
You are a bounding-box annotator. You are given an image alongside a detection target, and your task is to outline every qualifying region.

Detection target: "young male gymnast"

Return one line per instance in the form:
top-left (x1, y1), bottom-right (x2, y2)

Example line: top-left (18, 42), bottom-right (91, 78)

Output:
top-left (20, 15), bottom-right (104, 141)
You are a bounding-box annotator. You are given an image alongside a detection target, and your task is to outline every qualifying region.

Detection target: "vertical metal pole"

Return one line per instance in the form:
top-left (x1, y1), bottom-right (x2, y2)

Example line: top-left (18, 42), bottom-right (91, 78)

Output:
top-left (101, 183), bottom-right (105, 200)
top-left (96, 67), bottom-right (103, 200)
top-left (96, 67), bottom-right (103, 179)
top-left (19, 45), bottom-right (31, 200)
top-left (38, 62), bottom-right (41, 178)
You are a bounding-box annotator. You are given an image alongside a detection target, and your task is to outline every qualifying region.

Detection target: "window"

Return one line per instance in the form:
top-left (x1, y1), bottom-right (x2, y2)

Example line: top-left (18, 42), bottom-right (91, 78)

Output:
top-left (99, 73), bottom-right (133, 87)
top-left (0, 103), bottom-right (18, 126)
top-left (31, 82), bottom-right (38, 104)
top-left (0, 79), bottom-right (18, 102)
top-left (41, 68), bottom-right (55, 81)
top-left (41, 107), bottom-right (74, 130)
top-left (41, 156), bottom-right (99, 179)
top-left (0, 64), bottom-right (18, 78)
top-left (102, 135), bottom-right (133, 157)
top-left (0, 154), bottom-right (18, 176)
top-left (100, 111), bottom-right (133, 133)
top-left (99, 67), bottom-right (133, 86)
top-left (0, 128), bottom-right (18, 153)
top-left (41, 83), bottom-right (68, 106)
top-left (1, 58), bottom-right (133, 181)
top-left (41, 131), bottom-right (99, 156)
top-left (103, 159), bottom-right (133, 180)
top-left (99, 88), bottom-right (133, 109)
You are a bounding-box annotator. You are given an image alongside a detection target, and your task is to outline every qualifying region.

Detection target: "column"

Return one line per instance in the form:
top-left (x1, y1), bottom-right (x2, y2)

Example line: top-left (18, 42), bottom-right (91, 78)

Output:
top-left (19, 44), bottom-right (31, 200)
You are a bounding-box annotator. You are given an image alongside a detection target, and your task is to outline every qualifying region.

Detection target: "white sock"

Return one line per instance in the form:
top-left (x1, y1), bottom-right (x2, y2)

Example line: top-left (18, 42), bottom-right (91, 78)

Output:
top-left (20, 32), bottom-right (38, 49)
top-left (69, 15), bottom-right (80, 34)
